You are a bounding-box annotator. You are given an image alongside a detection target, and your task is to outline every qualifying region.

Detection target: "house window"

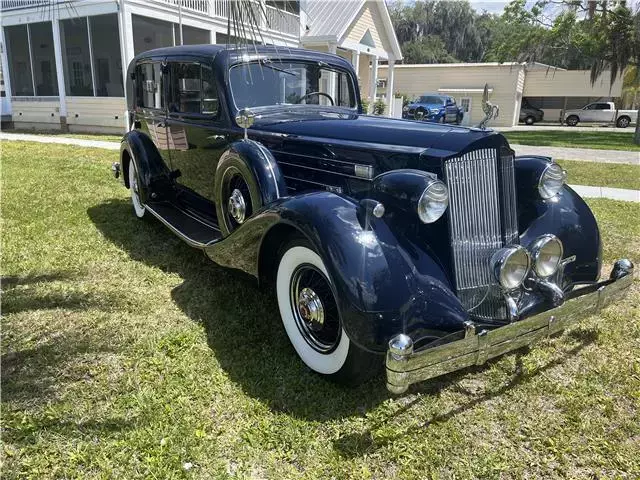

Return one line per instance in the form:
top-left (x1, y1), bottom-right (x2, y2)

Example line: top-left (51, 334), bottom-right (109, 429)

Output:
top-left (29, 22), bottom-right (58, 96)
top-left (61, 18), bottom-right (93, 96)
top-left (132, 15), bottom-right (173, 55)
top-left (174, 24), bottom-right (210, 45)
top-left (5, 25), bottom-right (34, 96)
top-left (459, 97), bottom-right (471, 113)
top-left (90, 14), bottom-right (123, 97)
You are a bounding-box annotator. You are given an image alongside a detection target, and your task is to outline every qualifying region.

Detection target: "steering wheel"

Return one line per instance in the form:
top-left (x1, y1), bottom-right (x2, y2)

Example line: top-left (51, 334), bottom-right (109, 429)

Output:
top-left (296, 92), bottom-right (334, 106)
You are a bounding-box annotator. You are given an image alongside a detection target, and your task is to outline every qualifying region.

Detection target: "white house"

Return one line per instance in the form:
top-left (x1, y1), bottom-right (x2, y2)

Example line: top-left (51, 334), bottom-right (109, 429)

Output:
top-left (0, 0), bottom-right (301, 133)
top-left (0, 0), bottom-right (402, 133)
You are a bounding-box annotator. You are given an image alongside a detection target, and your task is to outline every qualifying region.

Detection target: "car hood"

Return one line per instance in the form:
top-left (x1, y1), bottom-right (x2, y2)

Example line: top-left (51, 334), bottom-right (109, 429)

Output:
top-left (408, 103), bottom-right (445, 110)
top-left (253, 111), bottom-right (499, 155)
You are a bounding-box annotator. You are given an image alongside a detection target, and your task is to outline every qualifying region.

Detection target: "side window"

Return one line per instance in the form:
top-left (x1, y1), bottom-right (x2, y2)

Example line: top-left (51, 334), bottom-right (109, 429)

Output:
top-left (585, 104), bottom-right (596, 110)
top-left (595, 103), bottom-right (610, 110)
top-left (201, 65), bottom-right (219, 116)
top-left (168, 62), bottom-right (219, 116)
top-left (136, 62), bottom-right (163, 109)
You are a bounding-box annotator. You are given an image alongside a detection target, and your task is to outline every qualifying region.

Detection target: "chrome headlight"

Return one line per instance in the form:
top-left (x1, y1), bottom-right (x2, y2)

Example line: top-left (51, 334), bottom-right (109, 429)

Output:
top-left (417, 180), bottom-right (449, 223)
top-left (530, 234), bottom-right (563, 278)
top-left (402, 105), bottom-right (409, 112)
top-left (430, 108), bottom-right (440, 114)
top-left (491, 246), bottom-right (531, 290)
top-left (538, 163), bottom-right (567, 199)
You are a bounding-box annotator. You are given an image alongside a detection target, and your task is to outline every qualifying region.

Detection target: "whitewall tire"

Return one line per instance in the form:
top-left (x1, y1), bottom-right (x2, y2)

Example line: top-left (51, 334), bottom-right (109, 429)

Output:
top-left (129, 161), bottom-right (146, 218)
top-left (276, 245), bottom-right (350, 374)
top-left (275, 238), bottom-right (382, 384)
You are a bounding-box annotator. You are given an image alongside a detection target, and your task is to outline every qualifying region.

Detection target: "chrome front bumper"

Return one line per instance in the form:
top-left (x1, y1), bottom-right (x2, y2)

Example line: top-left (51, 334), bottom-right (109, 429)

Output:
top-left (386, 259), bottom-right (635, 394)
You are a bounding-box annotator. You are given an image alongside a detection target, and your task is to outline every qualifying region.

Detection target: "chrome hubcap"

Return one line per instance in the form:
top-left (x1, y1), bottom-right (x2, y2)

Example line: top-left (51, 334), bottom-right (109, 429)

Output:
top-left (297, 287), bottom-right (324, 332)
top-left (228, 188), bottom-right (246, 224)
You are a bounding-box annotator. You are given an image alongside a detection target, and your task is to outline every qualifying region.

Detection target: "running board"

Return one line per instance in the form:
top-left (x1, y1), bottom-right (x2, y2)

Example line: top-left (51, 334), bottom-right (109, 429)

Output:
top-left (145, 202), bottom-right (222, 248)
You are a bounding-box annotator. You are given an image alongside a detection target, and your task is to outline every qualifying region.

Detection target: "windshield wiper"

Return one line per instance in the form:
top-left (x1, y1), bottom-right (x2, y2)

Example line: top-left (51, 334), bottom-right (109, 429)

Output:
top-left (259, 59), bottom-right (298, 76)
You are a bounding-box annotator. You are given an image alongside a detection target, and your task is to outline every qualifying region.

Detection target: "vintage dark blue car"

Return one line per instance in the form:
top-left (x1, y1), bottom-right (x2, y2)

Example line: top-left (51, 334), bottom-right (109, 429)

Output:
top-left (114, 45), bottom-right (633, 394)
top-left (402, 93), bottom-right (463, 124)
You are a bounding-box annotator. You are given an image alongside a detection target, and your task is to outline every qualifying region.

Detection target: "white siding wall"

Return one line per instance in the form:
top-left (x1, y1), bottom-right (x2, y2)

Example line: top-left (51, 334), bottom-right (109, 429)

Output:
top-left (523, 70), bottom-right (623, 97)
top-left (378, 64), bottom-right (524, 127)
top-left (11, 99), bottom-right (61, 128)
top-left (66, 96), bottom-right (126, 132)
top-left (343, 2), bottom-right (392, 54)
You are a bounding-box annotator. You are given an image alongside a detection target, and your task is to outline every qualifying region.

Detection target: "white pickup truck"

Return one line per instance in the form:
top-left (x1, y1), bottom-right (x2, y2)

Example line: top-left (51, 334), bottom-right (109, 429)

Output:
top-left (563, 101), bottom-right (638, 128)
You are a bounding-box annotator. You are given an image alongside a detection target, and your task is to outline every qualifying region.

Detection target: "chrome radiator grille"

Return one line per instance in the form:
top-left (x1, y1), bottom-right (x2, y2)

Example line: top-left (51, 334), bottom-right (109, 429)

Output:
top-left (444, 149), bottom-right (518, 319)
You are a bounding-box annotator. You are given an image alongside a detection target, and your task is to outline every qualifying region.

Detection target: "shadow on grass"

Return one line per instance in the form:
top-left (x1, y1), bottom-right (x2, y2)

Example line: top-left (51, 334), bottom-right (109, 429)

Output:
top-left (332, 328), bottom-right (598, 457)
top-left (88, 199), bottom-right (597, 424)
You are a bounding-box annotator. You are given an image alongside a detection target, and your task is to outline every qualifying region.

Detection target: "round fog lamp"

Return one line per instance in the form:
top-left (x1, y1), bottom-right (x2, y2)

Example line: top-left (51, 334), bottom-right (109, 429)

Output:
top-left (491, 246), bottom-right (531, 290)
top-left (539, 163), bottom-right (567, 199)
top-left (530, 234), bottom-right (563, 278)
top-left (417, 180), bottom-right (449, 223)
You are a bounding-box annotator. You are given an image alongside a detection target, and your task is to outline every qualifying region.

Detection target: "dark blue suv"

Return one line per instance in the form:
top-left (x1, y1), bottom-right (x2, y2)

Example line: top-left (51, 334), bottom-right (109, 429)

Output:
top-left (402, 93), bottom-right (463, 124)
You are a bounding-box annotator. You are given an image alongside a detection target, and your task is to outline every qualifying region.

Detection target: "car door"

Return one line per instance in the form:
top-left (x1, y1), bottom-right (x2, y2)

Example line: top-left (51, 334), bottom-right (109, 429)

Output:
top-left (165, 57), bottom-right (228, 212)
top-left (444, 97), bottom-right (458, 123)
top-left (580, 103), bottom-right (600, 122)
top-left (134, 59), bottom-right (171, 169)
top-left (593, 102), bottom-right (615, 123)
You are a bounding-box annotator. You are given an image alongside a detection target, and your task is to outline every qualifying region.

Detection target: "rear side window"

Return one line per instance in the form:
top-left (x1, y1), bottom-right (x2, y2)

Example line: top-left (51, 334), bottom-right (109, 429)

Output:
top-left (168, 62), bottom-right (219, 117)
top-left (136, 62), bottom-right (163, 109)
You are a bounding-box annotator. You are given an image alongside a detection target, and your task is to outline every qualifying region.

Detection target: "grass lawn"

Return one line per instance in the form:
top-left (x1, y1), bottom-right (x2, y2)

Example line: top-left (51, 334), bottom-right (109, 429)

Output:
top-left (4, 128), bottom-right (122, 143)
top-left (2, 140), bottom-right (639, 479)
top-left (557, 159), bottom-right (640, 190)
top-left (503, 130), bottom-right (640, 151)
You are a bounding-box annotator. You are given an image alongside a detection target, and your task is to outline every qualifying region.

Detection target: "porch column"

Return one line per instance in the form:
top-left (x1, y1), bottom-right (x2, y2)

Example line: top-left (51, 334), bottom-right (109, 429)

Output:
top-left (370, 55), bottom-right (378, 102)
top-left (328, 42), bottom-right (336, 100)
top-left (51, 18), bottom-right (67, 130)
top-left (118, 0), bottom-right (134, 130)
top-left (0, 26), bottom-right (12, 115)
top-left (385, 58), bottom-right (395, 117)
top-left (351, 50), bottom-right (360, 78)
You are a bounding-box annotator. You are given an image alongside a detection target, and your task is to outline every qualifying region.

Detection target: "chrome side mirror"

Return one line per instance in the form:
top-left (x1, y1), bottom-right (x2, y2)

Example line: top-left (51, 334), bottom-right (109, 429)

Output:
top-left (235, 108), bottom-right (255, 139)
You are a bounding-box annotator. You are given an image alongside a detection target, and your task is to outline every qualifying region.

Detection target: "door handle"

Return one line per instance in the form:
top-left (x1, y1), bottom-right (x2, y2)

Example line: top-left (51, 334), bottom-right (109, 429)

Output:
top-left (207, 134), bottom-right (227, 146)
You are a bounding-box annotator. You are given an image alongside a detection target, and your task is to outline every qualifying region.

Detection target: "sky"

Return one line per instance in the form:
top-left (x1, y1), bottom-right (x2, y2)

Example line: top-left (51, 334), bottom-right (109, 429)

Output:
top-left (468, 0), bottom-right (510, 14)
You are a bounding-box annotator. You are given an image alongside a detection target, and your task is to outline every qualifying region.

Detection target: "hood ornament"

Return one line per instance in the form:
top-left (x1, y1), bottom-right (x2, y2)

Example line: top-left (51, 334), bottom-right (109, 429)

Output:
top-left (477, 83), bottom-right (499, 130)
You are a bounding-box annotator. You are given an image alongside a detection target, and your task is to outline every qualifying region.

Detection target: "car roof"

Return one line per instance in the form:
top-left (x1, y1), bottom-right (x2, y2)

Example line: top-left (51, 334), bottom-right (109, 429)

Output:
top-left (132, 44), bottom-right (353, 70)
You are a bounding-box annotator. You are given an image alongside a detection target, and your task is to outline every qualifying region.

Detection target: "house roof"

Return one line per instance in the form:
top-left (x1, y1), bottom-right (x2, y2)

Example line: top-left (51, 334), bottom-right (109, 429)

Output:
top-left (303, 0), bottom-right (403, 60)
top-left (304, 0), bottom-right (365, 38)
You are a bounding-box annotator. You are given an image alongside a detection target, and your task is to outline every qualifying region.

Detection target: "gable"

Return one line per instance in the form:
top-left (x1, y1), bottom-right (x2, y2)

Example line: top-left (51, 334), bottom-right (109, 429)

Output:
top-left (343, 2), bottom-right (392, 53)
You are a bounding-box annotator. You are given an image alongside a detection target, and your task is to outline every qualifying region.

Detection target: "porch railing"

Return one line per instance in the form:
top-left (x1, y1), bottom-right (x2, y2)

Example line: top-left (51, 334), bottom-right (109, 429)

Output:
top-left (1, 0), bottom-right (301, 38)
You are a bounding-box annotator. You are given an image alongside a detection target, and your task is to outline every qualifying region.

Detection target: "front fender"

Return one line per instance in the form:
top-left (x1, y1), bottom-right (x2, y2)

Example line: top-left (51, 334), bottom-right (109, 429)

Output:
top-left (205, 191), bottom-right (469, 352)
top-left (516, 156), bottom-right (601, 284)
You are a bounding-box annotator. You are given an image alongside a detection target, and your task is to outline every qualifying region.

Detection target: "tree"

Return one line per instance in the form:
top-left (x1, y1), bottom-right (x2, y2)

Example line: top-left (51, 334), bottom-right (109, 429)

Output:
top-left (390, 1), bottom-right (490, 63)
top-left (400, 36), bottom-right (458, 64)
top-left (487, 0), bottom-right (640, 143)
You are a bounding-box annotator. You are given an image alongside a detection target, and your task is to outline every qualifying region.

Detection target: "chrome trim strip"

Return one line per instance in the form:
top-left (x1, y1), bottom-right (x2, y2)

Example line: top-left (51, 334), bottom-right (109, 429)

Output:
top-left (385, 261), bottom-right (634, 394)
top-left (277, 160), bottom-right (366, 180)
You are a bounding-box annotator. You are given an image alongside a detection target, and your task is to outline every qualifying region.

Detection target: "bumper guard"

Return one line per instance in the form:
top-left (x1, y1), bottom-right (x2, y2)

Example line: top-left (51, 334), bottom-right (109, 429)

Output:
top-left (386, 259), bottom-right (634, 394)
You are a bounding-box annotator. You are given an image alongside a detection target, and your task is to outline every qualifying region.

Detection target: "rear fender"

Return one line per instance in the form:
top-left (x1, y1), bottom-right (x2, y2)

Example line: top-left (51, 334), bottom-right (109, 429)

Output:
top-left (120, 131), bottom-right (170, 204)
top-left (205, 191), bottom-right (469, 352)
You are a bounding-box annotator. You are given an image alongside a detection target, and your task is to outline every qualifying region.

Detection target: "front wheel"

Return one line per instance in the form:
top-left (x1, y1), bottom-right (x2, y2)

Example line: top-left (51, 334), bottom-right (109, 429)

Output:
top-left (276, 238), bottom-right (380, 384)
top-left (565, 115), bottom-right (579, 127)
top-left (524, 115), bottom-right (535, 125)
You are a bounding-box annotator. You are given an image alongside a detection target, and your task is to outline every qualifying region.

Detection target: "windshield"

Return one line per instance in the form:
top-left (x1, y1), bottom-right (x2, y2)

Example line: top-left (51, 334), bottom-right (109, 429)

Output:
top-left (418, 95), bottom-right (445, 105)
top-left (229, 60), bottom-right (357, 110)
